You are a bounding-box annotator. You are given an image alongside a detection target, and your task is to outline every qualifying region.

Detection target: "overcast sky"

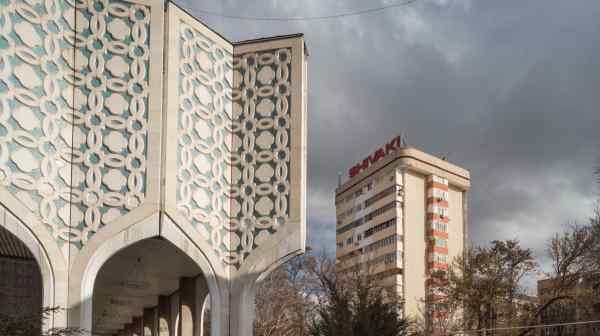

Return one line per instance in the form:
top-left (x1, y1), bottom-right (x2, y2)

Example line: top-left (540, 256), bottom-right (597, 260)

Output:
top-left (179, 0), bottom-right (600, 286)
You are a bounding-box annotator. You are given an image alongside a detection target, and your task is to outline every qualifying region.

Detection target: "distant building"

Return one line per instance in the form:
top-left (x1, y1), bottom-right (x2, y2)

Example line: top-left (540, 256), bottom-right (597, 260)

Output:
top-left (334, 136), bottom-right (470, 326)
top-left (538, 274), bottom-right (600, 336)
top-left (482, 293), bottom-right (538, 336)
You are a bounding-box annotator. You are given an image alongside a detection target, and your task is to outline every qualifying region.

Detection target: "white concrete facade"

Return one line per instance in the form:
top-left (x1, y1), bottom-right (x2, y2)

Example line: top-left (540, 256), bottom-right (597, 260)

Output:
top-left (0, 1), bottom-right (308, 335)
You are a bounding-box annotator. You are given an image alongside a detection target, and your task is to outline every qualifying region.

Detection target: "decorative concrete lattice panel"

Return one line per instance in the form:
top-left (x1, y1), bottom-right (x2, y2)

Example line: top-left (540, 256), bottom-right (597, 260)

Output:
top-left (165, 4), bottom-right (306, 269)
top-left (0, 0), bottom-right (163, 255)
top-left (70, 0), bottom-right (151, 248)
top-left (0, 0), bottom-right (75, 250)
top-left (230, 48), bottom-right (293, 264)
top-left (173, 19), bottom-right (234, 263)
top-left (0, 0), bottom-right (303, 272)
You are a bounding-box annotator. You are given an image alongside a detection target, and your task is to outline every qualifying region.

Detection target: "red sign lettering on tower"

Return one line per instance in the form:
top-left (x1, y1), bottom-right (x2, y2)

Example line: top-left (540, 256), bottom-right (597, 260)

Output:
top-left (348, 136), bottom-right (401, 178)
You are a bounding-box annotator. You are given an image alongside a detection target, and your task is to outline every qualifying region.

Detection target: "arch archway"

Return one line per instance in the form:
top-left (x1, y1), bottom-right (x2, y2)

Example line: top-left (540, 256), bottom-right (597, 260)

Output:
top-left (69, 215), bottom-right (226, 336)
top-left (92, 237), bottom-right (207, 335)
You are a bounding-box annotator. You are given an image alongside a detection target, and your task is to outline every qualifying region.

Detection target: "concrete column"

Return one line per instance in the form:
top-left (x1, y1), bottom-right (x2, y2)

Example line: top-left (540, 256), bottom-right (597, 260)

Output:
top-left (132, 317), bottom-right (143, 336)
top-left (228, 278), bottom-right (258, 336)
top-left (207, 280), bottom-right (229, 336)
top-left (170, 293), bottom-right (180, 336)
top-left (124, 323), bottom-right (133, 336)
top-left (143, 308), bottom-right (155, 336)
top-left (195, 277), bottom-right (209, 336)
top-left (157, 296), bottom-right (171, 336)
top-left (179, 276), bottom-right (210, 336)
top-left (199, 295), bottom-right (209, 336)
top-left (179, 277), bottom-right (195, 336)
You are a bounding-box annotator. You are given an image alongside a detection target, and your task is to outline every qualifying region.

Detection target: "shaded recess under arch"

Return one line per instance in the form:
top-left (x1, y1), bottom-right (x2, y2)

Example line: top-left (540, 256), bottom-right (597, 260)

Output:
top-left (0, 223), bottom-right (43, 325)
top-left (92, 237), bottom-right (209, 335)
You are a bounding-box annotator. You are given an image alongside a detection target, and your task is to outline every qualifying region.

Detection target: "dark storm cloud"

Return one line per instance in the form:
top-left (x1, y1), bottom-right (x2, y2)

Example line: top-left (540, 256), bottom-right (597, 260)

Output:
top-left (177, 0), bottom-right (600, 277)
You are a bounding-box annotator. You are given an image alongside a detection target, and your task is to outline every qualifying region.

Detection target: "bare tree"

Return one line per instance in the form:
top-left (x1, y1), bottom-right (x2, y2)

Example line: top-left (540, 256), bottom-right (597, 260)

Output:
top-left (255, 253), bottom-right (324, 336)
top-left (254, 251), bottom-right (409, 336)
top-left (309, 260), bottom-right (409, 336)
top-left (426, 240), bottom-right (536, 335)
top-left (516, 223), bottom-right (598, 336)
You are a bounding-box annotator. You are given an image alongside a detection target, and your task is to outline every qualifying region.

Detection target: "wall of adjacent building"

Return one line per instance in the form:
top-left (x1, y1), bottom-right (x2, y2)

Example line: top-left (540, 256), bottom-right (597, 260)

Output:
top-left (403, 170), bottom-right (427, 319)
top-left (448, 186), bottom-right (465, 266)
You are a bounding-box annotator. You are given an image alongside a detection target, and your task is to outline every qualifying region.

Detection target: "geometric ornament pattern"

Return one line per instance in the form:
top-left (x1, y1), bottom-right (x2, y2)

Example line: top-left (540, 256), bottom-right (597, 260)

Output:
top-left (0, 0), bottom-right (304, 270)
top-left (230, 48), bottom-right (292, 266)
top-left (174, 20), bottom-right (293, 268)
top-left (0, 0), bottom-right (150, 252)
top-left (0, 0), bottom-right (73, 250)
top-left (175, 23), bottom-right (233, 265)
top-left (70, 0), bottom-right (149, 248)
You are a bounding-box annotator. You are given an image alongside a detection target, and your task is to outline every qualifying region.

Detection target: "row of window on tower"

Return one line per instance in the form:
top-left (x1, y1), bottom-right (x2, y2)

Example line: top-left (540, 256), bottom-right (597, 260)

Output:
top-left (337, 184), bottom-right (402, 223)
top-left (335, 172), bottom-right (397, 206)
top-left (337, 200), bottom-right (401, 235)
top-left (336, 217), bottom-right (399, 250)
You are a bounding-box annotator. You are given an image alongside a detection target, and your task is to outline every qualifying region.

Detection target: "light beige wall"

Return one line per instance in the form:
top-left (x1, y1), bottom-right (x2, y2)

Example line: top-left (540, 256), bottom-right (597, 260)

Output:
top-left (403, 171), bottom-right (426, 320)
top-left (448, 187), bottom-right (465, 265)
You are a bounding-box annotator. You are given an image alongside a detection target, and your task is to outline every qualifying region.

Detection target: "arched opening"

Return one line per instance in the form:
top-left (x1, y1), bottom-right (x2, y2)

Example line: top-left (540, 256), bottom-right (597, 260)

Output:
top-left (0, 225), bottom-right (43, 331)
top-left (92, 237), bottom-right (210, 336)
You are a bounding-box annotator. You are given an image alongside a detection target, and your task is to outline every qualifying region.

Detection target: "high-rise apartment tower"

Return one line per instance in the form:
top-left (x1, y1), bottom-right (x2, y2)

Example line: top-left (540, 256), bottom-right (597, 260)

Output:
top-left (334, 136), bottom-right (470, 322)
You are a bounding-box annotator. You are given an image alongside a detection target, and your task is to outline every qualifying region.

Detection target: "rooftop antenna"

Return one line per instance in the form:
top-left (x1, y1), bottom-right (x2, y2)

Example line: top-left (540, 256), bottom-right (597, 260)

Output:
top-left (400, 132), bottom-right (407, 148)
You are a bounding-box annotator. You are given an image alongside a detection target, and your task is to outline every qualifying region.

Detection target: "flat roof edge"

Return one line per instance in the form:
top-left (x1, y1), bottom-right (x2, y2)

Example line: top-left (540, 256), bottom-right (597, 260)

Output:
top-left (234, 33), bottom-right (305, 46)
top-left (336, 147), bottom-right (471, 195)
top-left (166, 1), bottom-right (307, 53)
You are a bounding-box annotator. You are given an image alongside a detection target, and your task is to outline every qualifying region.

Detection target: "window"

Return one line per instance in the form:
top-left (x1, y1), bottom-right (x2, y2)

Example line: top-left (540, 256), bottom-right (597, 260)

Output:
top-left (430, 175), bottom-right (448, 185)
top-left (337, 242), bottom-right (343, 249)
top-left (430, 254), bottom-right (447, 264)
top-left (347, 237), bottom-right (353, 245)
top-left (434, 238), bottom-right (447, 248)
top-left (364, 185), bottom-right (396, 207)
top-left (364, 234), bottom-right (402, 253)
top-left (440, 207), bottom-right (449, 217)
top-left (431, 220), bottom-right (447, 232)
top-left (430, 204), bottom-right (448, 218)
top-left (364, 218), bottom-right (397, 237)
top-left (337, 218), bottom-right (364, 234)
top-left (368, 251), bottom-right (399, 267)
top-left (364, 201), bottom-right (397, 222)
top-left (431, 188), bottom-right (449, 201)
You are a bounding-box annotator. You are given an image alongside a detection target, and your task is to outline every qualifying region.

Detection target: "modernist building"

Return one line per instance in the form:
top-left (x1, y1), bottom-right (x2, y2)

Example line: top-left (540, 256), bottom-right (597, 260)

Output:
top-left (0, 0), bottom-right (307, 335)
top-left (335, 136), bottom-right (470, 324)
top-left (538, 274), bottom-right (600, 336)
